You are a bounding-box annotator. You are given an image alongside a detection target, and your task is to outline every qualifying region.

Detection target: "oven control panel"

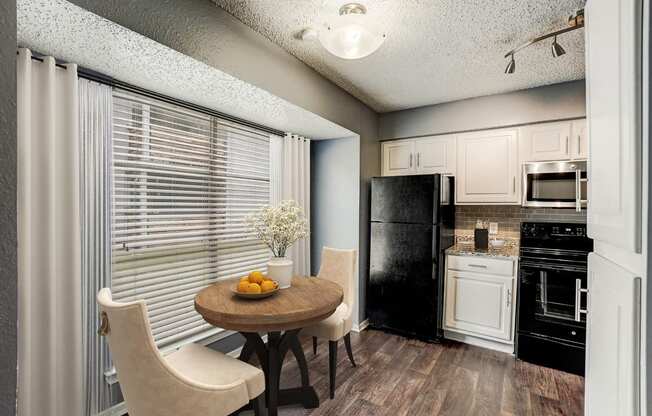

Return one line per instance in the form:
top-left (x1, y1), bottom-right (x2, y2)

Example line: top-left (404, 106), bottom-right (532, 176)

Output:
top-left (521, 222), bottom-right (588, 239)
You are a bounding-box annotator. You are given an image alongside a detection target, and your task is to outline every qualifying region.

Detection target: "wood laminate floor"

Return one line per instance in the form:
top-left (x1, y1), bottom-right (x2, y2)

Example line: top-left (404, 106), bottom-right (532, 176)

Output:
top-left (244, 329), bottom-right (584, 416)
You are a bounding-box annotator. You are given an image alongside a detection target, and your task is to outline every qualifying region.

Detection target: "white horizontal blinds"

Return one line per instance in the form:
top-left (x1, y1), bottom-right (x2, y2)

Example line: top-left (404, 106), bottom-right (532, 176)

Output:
top-left (111, 90), bottom-right (271, 347)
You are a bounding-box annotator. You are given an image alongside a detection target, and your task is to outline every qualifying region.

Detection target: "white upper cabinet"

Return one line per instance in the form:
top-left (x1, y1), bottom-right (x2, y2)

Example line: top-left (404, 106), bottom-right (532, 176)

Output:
top-left (382, 140), bottom-right (415, 176)
top-left (585, 0), bottom-right (642, 253)
top-left (414, 134), bottom-right (457, 175)
top-left (520, 121), bottom-right (572, 162)
top-left (382, 135), bottom-right (456, 176)
top-left (456, 128), bottom-right (519, 204)
top-left (571, 119), bottom-right (588, 160)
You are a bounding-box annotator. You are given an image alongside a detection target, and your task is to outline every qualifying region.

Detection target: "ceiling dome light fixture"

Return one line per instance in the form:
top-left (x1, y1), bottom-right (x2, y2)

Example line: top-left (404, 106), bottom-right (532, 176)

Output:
top-left (551, 36), bottom-right (566, 57)
top-left (318, 3), bottom-right (386, 60)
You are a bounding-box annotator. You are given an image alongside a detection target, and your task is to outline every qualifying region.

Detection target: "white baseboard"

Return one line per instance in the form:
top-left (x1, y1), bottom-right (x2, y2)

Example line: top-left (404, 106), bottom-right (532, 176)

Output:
top-left (352, 319), bottom-right (369, 333)
top-left (444, 330), bottom-right (514, 355)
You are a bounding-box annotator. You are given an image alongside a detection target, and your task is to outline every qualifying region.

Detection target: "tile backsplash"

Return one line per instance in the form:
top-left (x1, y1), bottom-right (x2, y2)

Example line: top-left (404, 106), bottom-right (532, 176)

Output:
top-left (455, 205), bottom-right (587, 239)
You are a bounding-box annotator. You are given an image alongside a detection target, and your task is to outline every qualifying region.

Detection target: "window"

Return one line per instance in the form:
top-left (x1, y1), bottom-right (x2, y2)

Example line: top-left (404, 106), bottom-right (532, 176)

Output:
top-left (111, 90), bottom-right (271, 347)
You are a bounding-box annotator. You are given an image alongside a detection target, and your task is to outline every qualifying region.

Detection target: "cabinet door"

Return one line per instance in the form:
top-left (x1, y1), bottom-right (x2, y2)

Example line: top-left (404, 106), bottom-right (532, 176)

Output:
top-left (585, 0), bottom-right (642, 252)
top-left (382, 140), bottom-right (415, 176)
top-left (571, 119), bottom-right (588, 160)
top-left (456, 128), bottom-right (519, 204)
top-left (444, 270), bottom-right (513, 341)
top-left (520, 121), bottom-right (572, 162)
top-left (585, 253), bottom-right (641, 416)
top-left (414, 134), bottom-right (456, 175)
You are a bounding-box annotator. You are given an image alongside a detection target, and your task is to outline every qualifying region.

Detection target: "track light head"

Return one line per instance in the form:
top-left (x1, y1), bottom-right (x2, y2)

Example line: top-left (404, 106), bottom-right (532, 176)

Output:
top-left (505, 55), bottom-right (516, 74)
top-left (551, 36), bottom-right (566, 57)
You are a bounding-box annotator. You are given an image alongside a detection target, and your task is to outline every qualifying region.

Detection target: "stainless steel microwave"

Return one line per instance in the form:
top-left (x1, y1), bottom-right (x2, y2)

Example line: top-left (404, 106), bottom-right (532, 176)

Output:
top-left (522, 161), bottom-right (587, 211)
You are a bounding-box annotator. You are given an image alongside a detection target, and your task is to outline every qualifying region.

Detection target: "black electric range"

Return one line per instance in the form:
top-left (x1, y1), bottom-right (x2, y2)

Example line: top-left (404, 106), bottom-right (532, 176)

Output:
top-left (516, 222), bottom-right (593, 376)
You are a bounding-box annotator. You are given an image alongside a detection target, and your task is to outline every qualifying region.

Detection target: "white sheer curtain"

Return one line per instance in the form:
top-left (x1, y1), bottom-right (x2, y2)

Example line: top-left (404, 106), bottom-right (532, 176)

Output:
top-left (17, 48), bottom-right (83, 416)
top-left (270, 133), bottom-right (311, 276)
top-left (79, 78), bottom-right (114, 415)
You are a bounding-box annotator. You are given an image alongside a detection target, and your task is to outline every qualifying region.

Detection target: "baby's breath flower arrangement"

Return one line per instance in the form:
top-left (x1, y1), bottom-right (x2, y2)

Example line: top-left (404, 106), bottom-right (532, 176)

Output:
top-left (246, 200), bottom-right (309, 258)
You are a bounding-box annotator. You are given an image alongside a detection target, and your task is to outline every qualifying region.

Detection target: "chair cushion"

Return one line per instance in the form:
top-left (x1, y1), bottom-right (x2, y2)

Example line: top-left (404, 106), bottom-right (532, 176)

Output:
top-left (302, 303), bottom-right (352, 341)
top-left (165, 343), bottom-right (264, 400)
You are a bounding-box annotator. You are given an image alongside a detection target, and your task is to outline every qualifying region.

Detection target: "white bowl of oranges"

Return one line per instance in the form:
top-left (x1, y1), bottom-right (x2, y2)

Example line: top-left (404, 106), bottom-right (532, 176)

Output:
top-left (231, 271), bottom-right (279, 299)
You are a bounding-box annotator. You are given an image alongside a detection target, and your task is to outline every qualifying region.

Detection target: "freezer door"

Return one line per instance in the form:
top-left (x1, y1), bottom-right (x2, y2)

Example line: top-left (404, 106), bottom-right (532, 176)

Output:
top-left (368, 222), bottom-right (439, 339)
top-left (371, 175), bottom-right (439, 224)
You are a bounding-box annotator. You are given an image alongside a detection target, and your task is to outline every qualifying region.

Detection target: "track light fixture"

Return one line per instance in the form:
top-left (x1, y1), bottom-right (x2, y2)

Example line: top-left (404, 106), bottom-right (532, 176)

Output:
top-left (505, 55), bottom-right (516, 74)
top-left (503, 9), bottom-right (583, 74)
top-left (551, 36), bottom-right (566, 57)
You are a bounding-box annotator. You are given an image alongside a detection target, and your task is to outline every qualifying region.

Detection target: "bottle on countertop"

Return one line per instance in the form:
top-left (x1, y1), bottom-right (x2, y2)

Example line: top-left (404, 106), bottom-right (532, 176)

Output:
top-left (474, 219), bottom-right (489, 251)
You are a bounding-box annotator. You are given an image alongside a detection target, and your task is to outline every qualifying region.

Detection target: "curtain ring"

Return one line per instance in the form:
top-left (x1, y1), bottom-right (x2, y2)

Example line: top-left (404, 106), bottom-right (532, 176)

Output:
top-left (98, 311), bottom-right (110, 336)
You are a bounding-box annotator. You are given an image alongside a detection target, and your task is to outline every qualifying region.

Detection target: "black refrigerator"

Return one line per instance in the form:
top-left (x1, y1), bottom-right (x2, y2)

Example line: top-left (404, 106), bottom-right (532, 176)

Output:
top-left (367, 174), bottom-right (455, 341)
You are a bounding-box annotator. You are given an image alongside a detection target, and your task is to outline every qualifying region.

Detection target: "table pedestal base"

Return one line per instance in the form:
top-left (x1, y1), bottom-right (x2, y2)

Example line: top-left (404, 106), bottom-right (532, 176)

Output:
top-left (239, 329), bottom-right (318, 416)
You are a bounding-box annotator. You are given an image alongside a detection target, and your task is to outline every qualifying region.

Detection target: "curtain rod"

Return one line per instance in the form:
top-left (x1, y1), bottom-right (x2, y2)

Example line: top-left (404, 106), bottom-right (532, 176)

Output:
top-left (24, 51), bottom-right (286, 138)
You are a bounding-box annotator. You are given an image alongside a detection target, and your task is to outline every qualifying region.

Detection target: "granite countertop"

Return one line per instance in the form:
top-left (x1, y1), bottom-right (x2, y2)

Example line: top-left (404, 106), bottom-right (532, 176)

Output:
top-left (446, 236), bottom-right (519, 259)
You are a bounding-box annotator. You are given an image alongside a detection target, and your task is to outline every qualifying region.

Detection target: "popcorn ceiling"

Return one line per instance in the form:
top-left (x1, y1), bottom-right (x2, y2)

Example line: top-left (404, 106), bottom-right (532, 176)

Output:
top-left (17, 0), bottom-right (353, 139)
top-left (213, 0), bottom-right (587, 113)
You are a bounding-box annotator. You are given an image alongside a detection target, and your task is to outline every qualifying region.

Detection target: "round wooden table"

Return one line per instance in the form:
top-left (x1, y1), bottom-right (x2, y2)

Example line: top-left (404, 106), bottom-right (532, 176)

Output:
top-left (195, 276), bottom-right (343, 416)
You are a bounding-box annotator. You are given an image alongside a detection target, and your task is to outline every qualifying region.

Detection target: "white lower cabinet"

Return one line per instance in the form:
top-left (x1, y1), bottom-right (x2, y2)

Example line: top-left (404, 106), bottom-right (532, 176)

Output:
top-left (444, 255), bottom-right (517, 348)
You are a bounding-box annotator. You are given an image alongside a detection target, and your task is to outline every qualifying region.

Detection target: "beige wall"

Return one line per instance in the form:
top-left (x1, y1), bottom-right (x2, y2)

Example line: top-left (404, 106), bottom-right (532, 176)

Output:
top-left (379, 80), bottom-right (586, 140)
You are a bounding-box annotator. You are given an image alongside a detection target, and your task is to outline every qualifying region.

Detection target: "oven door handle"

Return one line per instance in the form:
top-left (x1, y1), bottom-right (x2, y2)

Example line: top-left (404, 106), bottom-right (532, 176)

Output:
top-left (575, 169), bottom-right (581, 212)
top-left (574, 278), bottom-right (589, 322)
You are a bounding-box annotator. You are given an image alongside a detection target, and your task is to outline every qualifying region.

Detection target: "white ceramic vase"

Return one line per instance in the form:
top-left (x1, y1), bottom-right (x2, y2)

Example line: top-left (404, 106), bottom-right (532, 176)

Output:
top-left (267, 257), bottom-right (294, 289)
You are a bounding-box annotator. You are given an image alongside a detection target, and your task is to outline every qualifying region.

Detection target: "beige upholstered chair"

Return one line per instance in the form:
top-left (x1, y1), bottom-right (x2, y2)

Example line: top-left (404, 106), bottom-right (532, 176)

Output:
top-left (97, 288), bottom-right (265, 416)
top-left (303, 247), bottom-right (358, 399)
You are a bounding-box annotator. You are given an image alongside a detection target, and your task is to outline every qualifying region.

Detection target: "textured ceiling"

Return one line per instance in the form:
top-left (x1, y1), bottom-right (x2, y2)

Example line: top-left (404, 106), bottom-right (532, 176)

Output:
top-left (213, 0), bottom-right (587, 112)
top-left (17, 0), bottom-right (353, 139)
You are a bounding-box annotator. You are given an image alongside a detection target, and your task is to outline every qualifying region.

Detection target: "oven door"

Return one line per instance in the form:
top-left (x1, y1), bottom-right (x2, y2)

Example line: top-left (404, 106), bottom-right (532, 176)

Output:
top-left (522, 161), bottom-right (587, 210)
top-left (518, 260), bottom-right (587, 345)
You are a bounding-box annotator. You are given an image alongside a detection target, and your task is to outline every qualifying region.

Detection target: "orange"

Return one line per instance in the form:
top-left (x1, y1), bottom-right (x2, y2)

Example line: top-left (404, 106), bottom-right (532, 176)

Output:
top-left (240, 276), bottom-right (250, 283)
top-left (247, 283), bottom-right (262, 294)
top-left (248, 271), bottom-right (264, 284)
top-left (237, 280), bottom-right (250, 293)
top-left (261, 280), bottom-right (277, 293)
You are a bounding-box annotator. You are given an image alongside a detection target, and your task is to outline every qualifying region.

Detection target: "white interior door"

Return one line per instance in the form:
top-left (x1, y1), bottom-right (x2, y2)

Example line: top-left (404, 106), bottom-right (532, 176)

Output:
top-left (585, 253), bottom-right (641, 416)
top-left (585, 0), bottom-right (643, 253)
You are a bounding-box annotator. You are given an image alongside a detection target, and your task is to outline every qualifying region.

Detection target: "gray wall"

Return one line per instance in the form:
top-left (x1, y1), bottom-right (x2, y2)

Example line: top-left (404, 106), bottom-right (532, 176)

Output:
top-left (310, 137), bottom-right (359, 276)
top-left (69, 0), bottom-right (380, 326)
top-left (0, 0), bottom-right (17, 414)
top-left (379, 80), bottom-right (586, 140)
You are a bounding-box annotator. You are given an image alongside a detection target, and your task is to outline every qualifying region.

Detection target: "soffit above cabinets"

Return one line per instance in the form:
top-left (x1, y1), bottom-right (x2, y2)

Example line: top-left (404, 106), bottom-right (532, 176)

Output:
top-left (17, 0), bottom-right (354, 139)
top-left (213, 0), bottom-right (587, 113)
